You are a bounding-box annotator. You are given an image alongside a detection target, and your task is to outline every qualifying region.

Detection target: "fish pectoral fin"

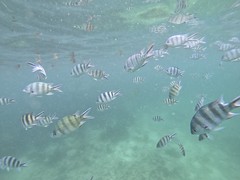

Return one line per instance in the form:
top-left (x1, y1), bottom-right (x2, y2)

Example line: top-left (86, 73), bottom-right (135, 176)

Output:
top-left (46, 92), bottom-right (54, 95)
top-left (78, 121), bottom-right (86, 127)
top-left (213, 127), bottom-right (224, 131)
top-left (227, 112), bottom-right (239, 119)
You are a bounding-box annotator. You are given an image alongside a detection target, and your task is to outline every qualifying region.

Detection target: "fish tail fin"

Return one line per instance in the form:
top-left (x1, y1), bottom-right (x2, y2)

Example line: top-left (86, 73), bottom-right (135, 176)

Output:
top-left (36, 111), bottom-right (44, 118)
top-left (52, 84), bottom-right (63, 92)
top-left (80, 108), bottom-right (94, 120)
top-left (229, 96), bottom-right (240, 109)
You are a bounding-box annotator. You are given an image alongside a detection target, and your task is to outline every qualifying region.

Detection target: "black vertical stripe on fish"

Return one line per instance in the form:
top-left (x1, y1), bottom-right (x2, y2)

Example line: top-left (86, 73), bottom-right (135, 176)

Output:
top-left (198, 108), bottom-right (218, 126)
top-left (156, 133), bottom-right (176, 148)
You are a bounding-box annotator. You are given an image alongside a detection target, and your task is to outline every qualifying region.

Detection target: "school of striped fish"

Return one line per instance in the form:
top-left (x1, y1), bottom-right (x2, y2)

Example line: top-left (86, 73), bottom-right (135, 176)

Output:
top-left (1, 0), bottom-right (240, 176)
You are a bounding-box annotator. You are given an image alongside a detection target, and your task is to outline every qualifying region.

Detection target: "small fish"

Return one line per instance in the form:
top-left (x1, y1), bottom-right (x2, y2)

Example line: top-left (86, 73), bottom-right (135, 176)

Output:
top-left (221, 48), bottom-right (240, 62)
top-left (194, 96), bottom-right (205, 111)
top-left (21, 111), bottom-right (44, 130)
top-left (27, 62), bottom-right (47, 80)
top-left (124, 44), bottom-right (154, 72)
top-left (0, 156), bottom-right (27, 171)
top-left (163, 98), bottom-right (178, 105)
top-left (174, 0), bottom-right (187, 13)
top-left (51, 108), bottom-right (94, 138)
top-left (23, 82), bottom-right (62, 96)
top-left (152, 116), bottom-right (164, 122)
top-left (164, 33), bottom-right (197, 48)
top-left (97, 91), bottom-right (121, 103)
top-left (165, 67), bottom-right (184, 78)
top-left (133, 76), bottom-right (144, 84)
top-left (190, 95), bottom-right (240, 140)
top-left (149, 24), bottom-right (167, 34)
top-left (168, 13), bottom-right (195, 25)
top-left (153, 48), bottom-right (168, 59)
top-left (177, 143), bottom-right (186, 156)
top-left (156, 133), bottom-right (176, 148)
top-left (183, 37), bottom-right (206, 49)
top-left (154, 65), bottom-right (164, 71)
top-left (36, 114), bottom-right (58, 127)
top-left (190, 53), bottom-right (206, 60)
top-left (71, 62), bottom-right (94, 77)
top-left (97, 104), bottom-right (110, 111)
top-left (0, 97), bottom-right (15, 105)
top-left (87, 69), bottom-right (109, 80)
top-left (169, 81), bottom-right (182, 99)
top-left (217, 43), bottom-right (235, 51)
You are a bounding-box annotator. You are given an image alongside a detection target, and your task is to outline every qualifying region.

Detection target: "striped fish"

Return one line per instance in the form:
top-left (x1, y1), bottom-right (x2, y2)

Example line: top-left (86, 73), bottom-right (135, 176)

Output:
top-left (169, 81), bottom-right (182, 99)
top-left (124, 44), bottom-right (154, 72)
top-left (221, 48), bottom-right (240, 62)
top-left (174, 0), bottom-right (187, 13)
top-left (27, 62), bottom-right (47, 80)
top-left (168, 13), bottom-right (194, 25)
top-left (51, 108), bottom-right (94, 138)
top-left (23, 82), bottom-right (62, 96)
top-left (36, 114), bottom-right (58, 127)
top-left (165, 67), bottom-right (184, 78)
top-left (97, 90), bottom-right (121, 103)
top-left (156, 133), bottom-right (176, 148)
top-left (183, 37), bottom-right (206, 49)
top-left (87, 69), bottom-right (109, 80)
top-left (190, 53), bottom-right (206, 60)
top-left (194, 96), bottom-right (205, 111)
top-left (190, 96), bottom-right (240, 139)
top-left (133, 76), bottom-right (144, 84)
top-left (163, 98), bottom-right (178, 105)
top-left (164, 33), bottom-right (197, 48)
top-left (153, 48), bottom-right (168, 59)
top-left (97, 104), bottom-right (110, 111)
top-left (0, 156), bottom-right (27, 171)
top-left (152, 116), bottom-right (164, 122)
top-left (177, 143), bottom-right (186, 156)
top-left (0, 97), bottom-right (15, 105)
top-left (21, 111), bottom-right (44, 130)
top-left (70, 62), bottom-right (94, 77)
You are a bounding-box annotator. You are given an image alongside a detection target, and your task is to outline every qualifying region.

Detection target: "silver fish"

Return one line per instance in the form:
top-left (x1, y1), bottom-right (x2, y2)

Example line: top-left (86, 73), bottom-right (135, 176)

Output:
top-left (153, 48), bottom-right (168, 59)
top-left (97, 104), bottom-right (110, 111)
top-left (36, 114), bottom-right (58, 127)
top-left (163, 98), bottom-right (178, 105)
top-left (165, 33), bottom-right (197, 48)
top-left (87, 69), bottom-right (109, 80)
top-left (97, 90), bottom-right (121, 103)
top-left (152, 116), bottom-right (164, 122)
top-left (221, 48), bottom-right (240, 62)
top-left (177, 143), bottom-right (186, 156)
top-left (165, 67), bottom-right (184, 78)
top-left (21, 111), bottom-right (44, 130)
top-left (27, 62), bottom-right (47, 80)
top-left (0, 156), bottom-right (27, 171)
top-left (190, 96), bottom-right (240, 139)
top-left (0, 97), bottom-right (15, 105)
top-left (23, 82), bottom-right (62, 96)
top-left (71, 62), bottom-right (94, 77)
top-left (124, 44), bottom-right (154, 72)
top-left (133, 76), bottom-right (144, 84)
top-left (156, 133), bottom-right (176, 148)
top-left (169, 81), bottom-right (182, 99)
top-left (168, 13), bottom-right (195, 25)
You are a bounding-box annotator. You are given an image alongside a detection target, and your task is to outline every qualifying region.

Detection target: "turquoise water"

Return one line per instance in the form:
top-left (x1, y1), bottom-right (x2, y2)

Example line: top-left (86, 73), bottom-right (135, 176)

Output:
top-left (0, 0), bottom-right (240, 179)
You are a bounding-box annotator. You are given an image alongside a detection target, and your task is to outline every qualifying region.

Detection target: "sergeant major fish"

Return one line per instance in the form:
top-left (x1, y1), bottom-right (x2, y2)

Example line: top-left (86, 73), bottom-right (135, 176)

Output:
top-left (97, 90), bottom-right (121, 104)
top-left (156, 133), bottom-right (176, 148)
top-left (71, 62), bottom-right (94, 77)
top-left (124, 44), bottom-right (154, 72)
top-left (51, 108), bottom-right (94, 138)
top-left (0, 156), bottom-right (27, 171)
top-left (0, 97), bottom-right (15, 105)
top-left (190, 95), bottom-right (240, 140)
top-left (23, 82), bottom-right (62, 96)
top-left (21, 111), bottom-right (44, 130)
